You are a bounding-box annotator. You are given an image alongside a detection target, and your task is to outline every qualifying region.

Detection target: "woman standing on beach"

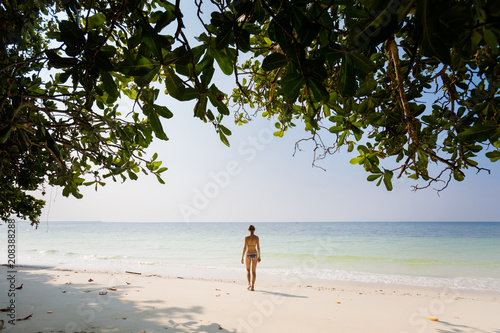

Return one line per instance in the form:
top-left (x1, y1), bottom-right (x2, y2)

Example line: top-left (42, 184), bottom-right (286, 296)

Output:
top-left (241, 225), bottom-right (261, 291)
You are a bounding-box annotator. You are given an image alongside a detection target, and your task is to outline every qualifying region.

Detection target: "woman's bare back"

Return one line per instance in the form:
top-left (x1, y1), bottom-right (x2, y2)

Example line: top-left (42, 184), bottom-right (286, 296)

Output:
top-left (245, 235), bottom-right (259, 254)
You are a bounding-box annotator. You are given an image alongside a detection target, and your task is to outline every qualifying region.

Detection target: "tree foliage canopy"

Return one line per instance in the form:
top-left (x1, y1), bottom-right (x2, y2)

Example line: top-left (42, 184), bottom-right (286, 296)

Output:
top-left (1, 0), bottom-right (499, 224)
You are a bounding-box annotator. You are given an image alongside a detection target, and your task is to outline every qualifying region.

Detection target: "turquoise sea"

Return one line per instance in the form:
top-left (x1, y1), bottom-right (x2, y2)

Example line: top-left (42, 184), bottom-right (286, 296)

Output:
top-left (1, 222), bottom-right (499, 292)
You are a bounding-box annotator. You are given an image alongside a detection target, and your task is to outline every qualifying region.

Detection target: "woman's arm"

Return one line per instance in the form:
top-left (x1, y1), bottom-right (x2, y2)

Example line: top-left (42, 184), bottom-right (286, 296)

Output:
top-left (257, 237), bottom-right (261, 262)
top-left (241, 238), bottom-right (247, 264)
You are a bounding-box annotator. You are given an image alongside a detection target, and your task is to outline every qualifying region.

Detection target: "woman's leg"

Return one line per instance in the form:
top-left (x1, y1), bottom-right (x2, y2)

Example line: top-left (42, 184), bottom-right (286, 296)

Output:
top-left (250, 258), bottom-right (258, 291)
top-left (245, 256), bottom-right (251, 289)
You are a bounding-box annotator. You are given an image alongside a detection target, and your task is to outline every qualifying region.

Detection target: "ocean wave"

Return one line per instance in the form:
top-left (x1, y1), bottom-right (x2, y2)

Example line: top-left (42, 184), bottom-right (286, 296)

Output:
top-left (259, 267), bottom-right (500, 292)
top-left (82, 254), bottom-right (130, 260)
top-left (14, 253), bottom-right (500, 292)
top-left (264, 253), bottom-right (496, 266)
top-left (29, 249), bottom-right (60, 254)
top-left (75, 259), bottom-right (500, 292)
top-left (137, 261), bottom-right (163, 266)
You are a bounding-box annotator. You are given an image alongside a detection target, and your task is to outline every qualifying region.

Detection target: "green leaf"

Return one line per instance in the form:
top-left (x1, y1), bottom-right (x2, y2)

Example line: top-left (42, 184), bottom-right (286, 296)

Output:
top-left (439, 5), bottom-right (473, 43)
top-left (45, 50), bottom-right (79, 68)
top-left (269, 17), bottom-right (291, 51)
top-left (487, 0), bottom-right (500, 17)
top-left (348, 0), bottom-right (399, 49)
top-left (196, 54), bottom-right (214, 73)
top-left (211, 12), bottom-right (229, 27)
top-left (383, 171), bottom-right (393, 191)
top-left (128, 33), bottom-right (142, 49)
top-left (208, 93), bottom-right (230, 116)
top-left (262, 53), bottom-right (287, 71)
top-left (453, 169), bottom-right (465, 181)
top-left (338, 55), bottom-right (356, 96)
top-left (486, 150), bottom-right (500, 162)
top-left (309, 79), bottom-right (329, 103)
top-left (151, 104), bottom-right (173, 119)
top-left (281, 72), bottom-right (304, 103)
top-left (45, 130), bottom-right (63, 161)
top-left (195, 94), bottom-right (208, 119)
top-left (322, 45), bottom-right (344, 62)
top-left (358, 145), bottom-right (369, 155)
top-left (219, 124), bottom-right (232, 136)
top-left (417, 0), bottom-right (451, 63)
top-left (219, 131), bottom-right (230, 147)
top-left (350, 156), bottom-right (364, 165)
top-left (201, 66), bottom-right (215, 88)
top-left (467, 158), bottom-right (478, 166)
top-left (216, 101), bottom-right (230, 115)
top-left (323, 105), bottom-right (331, 118)
top-left (118, 55), bottom-right (159, 76)
top-left (215, 25), bottom-right (234, 50)
top-left (128, 170), bottom-right (138, 180)
top-left (338, 131), bottom-right (347, 146)
top-left (158, 167), bottom-right (168, 174)
top-left (144, 105), bottom-right (167, 140)
top-left (156, 175), bottom-right (166, 184)
top-left (483, 28), bottom-right (499, 53)
top-left (291, 6), bottom-right (318, 47)
top-left (367, 174), bottom-right (382, 182)
top-left (0, 125), bottom-right (13, 144)
top-left (209, 44), bottom-right (234, 75)
top-left (358, 96), bottom-right (376, 113)
top-left (95, 51), bottom-right (114, 71)
top-left (216, 50), bottom-right (234, 75)
top-left (237, 29), bottom-right (251, 52)
top-left (458, 125), bottom-right (500, 142)
top-left (208, 84), bottom-right (229, 115)
top-left (154, 9), bottom-right (176, 32)
top-left (101, 71), bottom-right (119, 98)
top-left (329, 126), bottom-right (343, 133)
top-left (142, 24), bottom-right (164, 60)
top-left (46, 31), bottom-right (62, 40)
top-left (273, 130), bottom-right (284, 137)
top-left (178, 88), bottom-right (199, 101)
top-left (165, 67), bottom-right (185, 100)
top-left (62, 186), bottom-right (70, 197)
top-left (397, 0), bottom-right (417, 22)
top-left (136, 65), bottom-right (160, 86)
top-left (87, 13), bottom-right (106, 30)
top-left (59, 20), bottom-right (85, 55)
top-left (360, 0), bottom-right (388, 11)
top-left (350, 52), bottom-right (376, 73)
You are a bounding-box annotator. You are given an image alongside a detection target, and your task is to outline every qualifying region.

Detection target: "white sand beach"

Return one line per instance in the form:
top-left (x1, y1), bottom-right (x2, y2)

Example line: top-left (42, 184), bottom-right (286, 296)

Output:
top-left (1, 265), bottom-right (499, 332)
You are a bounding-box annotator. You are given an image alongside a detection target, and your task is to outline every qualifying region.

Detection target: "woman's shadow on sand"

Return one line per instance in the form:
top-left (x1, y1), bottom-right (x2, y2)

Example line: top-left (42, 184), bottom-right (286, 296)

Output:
top-left (436, 320), bottom-right (500, 333)
top-left (255, 289), bottom-right (308, 298)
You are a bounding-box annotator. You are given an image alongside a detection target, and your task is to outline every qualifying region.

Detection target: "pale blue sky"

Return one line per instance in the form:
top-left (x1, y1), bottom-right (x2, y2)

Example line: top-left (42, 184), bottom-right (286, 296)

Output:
top-left (31, 2), bottom-right (500, 223)
top-left (35, 92), bottom-right (500, 222)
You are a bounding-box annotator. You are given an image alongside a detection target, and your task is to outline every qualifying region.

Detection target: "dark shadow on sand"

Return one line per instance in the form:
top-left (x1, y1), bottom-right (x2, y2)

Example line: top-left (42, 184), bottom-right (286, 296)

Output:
top-left (256, 289), bottom-right (308, 298)
top-left (436, 320), bottom-right (500, 333)
top-left (0, 265), bottom-right (236, 333)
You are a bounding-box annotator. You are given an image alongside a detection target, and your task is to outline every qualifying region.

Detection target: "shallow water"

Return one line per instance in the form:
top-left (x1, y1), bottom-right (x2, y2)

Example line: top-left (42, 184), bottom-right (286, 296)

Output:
top-left (2, 221), bottom-right (499, 291)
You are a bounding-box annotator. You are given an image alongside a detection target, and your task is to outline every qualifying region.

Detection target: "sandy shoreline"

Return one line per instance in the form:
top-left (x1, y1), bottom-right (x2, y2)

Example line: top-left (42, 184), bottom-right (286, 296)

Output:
top-left (1, 265), bottom-right (499, 333)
